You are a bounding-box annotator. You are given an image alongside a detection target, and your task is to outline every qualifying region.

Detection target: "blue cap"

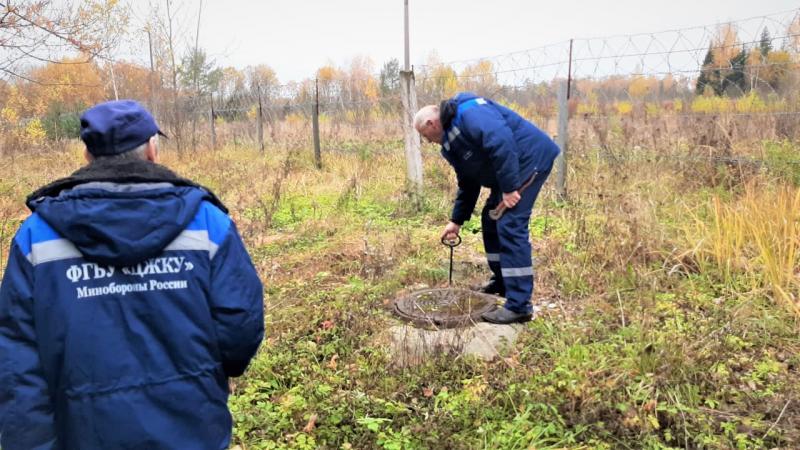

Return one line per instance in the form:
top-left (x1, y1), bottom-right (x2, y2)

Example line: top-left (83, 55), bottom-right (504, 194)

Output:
top-left (80, 100), bottom-right (166, 157)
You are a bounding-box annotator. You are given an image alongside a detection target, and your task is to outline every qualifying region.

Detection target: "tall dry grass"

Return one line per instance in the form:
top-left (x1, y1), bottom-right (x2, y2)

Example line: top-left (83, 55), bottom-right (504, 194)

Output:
top-left (686, 183), bottom-right (800, 316)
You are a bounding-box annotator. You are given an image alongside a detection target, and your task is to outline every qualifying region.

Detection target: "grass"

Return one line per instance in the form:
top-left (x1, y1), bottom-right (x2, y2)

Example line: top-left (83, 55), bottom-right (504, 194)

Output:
top-left (684, 184), bottom-right (800, 316)
top-left (0, 138), bottom-right (798, 449)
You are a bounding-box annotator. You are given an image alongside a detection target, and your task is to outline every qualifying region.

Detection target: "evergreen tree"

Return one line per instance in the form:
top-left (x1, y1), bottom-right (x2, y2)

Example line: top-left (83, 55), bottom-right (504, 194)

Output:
top-left (696, 45), bottom-right (716, 95)
top-left (379, 59), bottom-right (400, 96)
top-left (722, 48), bottom-right (749, 95)
top-left (759, 28), bottom-right (773, 57)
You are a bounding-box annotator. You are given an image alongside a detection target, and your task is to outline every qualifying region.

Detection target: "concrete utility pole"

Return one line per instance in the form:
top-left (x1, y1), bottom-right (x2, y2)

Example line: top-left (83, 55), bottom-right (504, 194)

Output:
top-left (401, 0), bottom-right (423, 207)
top-left (555, 39), bottom-right (573, 201)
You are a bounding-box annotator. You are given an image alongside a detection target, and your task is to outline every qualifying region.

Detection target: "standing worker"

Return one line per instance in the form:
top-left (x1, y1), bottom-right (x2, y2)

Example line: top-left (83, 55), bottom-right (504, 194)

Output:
top-left (0, 100), bottom-right (264, 449)
top-left (415, 92), bottom-right (560, 324)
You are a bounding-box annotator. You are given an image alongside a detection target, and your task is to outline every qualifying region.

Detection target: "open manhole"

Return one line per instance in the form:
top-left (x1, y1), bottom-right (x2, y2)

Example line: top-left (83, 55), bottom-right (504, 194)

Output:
top-left (392, 288), bottom-right (499, 329)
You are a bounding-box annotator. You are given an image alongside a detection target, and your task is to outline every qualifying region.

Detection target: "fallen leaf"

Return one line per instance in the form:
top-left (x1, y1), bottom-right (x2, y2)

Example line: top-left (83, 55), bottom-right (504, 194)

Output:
top-left (503, 357), bottom-right (520, 368)
top-left (303, 414), bottom-right (318, 433)
top-left (327, 354), bottom-right (338, 370)
top-left (422, 387), bottom-right (434, 397)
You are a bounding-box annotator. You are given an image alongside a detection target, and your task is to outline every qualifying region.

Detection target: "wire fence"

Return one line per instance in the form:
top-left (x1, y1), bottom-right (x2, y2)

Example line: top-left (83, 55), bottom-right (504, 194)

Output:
top-left (1, 8), bottom-right (799, 180)
top-left (411, 7), bottom-right (800, 191)
top-left (130, 78), bottom-right (406, 158)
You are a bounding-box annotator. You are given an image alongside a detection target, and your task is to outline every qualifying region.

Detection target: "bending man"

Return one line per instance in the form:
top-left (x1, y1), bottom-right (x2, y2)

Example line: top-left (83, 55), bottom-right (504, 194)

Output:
top-left (415, 93), bottom-right (560, 324)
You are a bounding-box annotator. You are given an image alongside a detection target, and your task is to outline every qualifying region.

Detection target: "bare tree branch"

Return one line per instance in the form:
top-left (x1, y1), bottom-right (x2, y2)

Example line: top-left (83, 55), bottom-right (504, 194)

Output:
top-left (0, 65), bottom-right (101, 87)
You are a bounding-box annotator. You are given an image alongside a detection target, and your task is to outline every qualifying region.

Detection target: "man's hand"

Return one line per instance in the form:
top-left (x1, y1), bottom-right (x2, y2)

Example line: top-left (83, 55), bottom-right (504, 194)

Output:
top-left (502, 191), bottom-right (521, 209)
top-left (441, 221), bottom-right (461, 241)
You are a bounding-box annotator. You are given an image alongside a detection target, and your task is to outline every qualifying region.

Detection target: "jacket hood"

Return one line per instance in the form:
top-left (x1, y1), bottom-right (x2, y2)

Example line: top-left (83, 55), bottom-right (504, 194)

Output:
top-left (27, 158), bottom-right (227, 267)
top-left (439, 92), bottom-right (480, 131)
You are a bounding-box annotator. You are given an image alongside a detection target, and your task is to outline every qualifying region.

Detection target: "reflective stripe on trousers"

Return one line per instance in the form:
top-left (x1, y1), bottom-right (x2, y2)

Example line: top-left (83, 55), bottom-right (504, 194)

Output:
top-left (481, 170), bottom-right (551, 313)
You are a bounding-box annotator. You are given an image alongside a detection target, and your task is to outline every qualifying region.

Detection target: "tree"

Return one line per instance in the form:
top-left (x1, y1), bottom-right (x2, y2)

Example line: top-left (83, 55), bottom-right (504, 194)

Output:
top-left (759, 28), bottom-right (772, 57)
top-left (459, 60), bottom-right (498, 96)
top-left (712, 24), bottom-right (740, 66)
top-left (660, 74), bottom-right (678, 99)
top-left (178, 47), bottom-right (220, 152)
top-left (788, 14), bottom-right (800, 57)
top-left (80, 0), bottom-right (130, 100)
top-left (0, 1), bottom-right (108, 82)
top-left (215, 66), bottom-right (243, 98)
top-left (178, 48), bottom-right (221, 94)
top-left (23, 57), bottom-right (105, 116)
top-left (379, 58), bottom-right (400, 97)
top-left (315, 63), bottom-right (342, 105)
top-left (344, 56), bottom-right (376, 102)
top-left (245, 64), bottom-right (278, 98)
top-left (420, 53), bottom-right (459, 102)
top-left (696, 45), bottom-right (717, 95)
top-left (628, 75), bottom-right (657, 100)
top-left (343, 56), bottom-right (377, 127)
top-left (722, 49), bottom-right (749, 95)
top-left (762, 50), bottom-right (794, 93)
top-left (696, 25), bottom-right (751, 97)
top-left (148, 0), bottom-right (189, 152)
top-left (112, 61), bottom-right (156, 100)
top-left (379, 58), bottom-right (400, 113)
top-left (428, 65), bottom-right (458, 100)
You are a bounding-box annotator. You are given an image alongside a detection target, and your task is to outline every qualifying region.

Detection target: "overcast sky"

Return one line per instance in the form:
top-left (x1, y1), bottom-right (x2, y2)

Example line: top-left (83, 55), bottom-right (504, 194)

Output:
top-left (141, 1), bottom-right (799, 82)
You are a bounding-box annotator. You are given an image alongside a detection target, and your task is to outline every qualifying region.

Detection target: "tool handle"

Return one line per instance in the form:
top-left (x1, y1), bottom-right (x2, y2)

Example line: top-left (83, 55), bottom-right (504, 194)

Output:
top-left (488, 172), bottom-right (538, 221)
top-left (441, 234), bottom-right (462, 248)
top-left (488, 205), bottom-right (506, 220)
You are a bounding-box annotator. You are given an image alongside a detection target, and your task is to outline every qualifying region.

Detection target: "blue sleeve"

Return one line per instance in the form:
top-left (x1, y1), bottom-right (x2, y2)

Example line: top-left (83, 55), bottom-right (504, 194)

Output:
top-left (462, 107), bottom-right (521, 193)
top-left (209, 222), bottom-right (264, 377)
top-left (0, 242), bottom-right (58, 450)
top-left (450, 172), bottom-right (481, 226)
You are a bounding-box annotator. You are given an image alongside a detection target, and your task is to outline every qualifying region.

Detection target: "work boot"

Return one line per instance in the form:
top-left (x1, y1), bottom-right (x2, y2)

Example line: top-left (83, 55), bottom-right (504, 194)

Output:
top-left (474, 276), bottom-right (505, 297)
top-left (481, 306), bottom-right (533, 324)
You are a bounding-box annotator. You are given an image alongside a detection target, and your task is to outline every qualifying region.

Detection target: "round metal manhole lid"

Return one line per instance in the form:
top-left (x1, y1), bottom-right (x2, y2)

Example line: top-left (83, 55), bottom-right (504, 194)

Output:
top-left (392, 288), bottom-right (499, 329)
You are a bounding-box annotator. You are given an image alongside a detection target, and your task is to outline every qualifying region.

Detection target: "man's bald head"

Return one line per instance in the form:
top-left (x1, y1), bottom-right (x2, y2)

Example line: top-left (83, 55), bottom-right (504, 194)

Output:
top-left (414, 104), bottom-right (443, 144)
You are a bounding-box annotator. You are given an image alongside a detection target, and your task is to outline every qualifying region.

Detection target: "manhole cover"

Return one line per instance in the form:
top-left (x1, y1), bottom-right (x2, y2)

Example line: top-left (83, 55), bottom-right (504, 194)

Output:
top-left (393, 288), bottom-right (499, 329)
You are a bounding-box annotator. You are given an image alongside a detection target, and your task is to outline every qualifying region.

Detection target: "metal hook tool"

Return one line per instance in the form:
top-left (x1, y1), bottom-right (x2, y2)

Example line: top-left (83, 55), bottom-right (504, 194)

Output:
top-left (441, 234), bottom-right (462, 287)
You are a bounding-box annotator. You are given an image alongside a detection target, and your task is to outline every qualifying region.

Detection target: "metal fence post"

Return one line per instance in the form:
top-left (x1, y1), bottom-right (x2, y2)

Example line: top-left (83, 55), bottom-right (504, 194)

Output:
top-left (257, 86), bottom-right (265, 153)
top-left (312, 78), bottom-right (322, 169)
top-left (210, 92), bottom-right (217, 150)
top-left (555, 79), bottom-right (569, 201)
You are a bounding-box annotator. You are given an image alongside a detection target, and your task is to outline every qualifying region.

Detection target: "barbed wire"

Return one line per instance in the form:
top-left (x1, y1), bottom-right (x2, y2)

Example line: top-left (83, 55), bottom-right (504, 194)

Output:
top-left (2, 8), bottom-right (799, 162)
top-left (418, 8), bottom-right (800, 70)
top-left (416, 8), bottom-right (800, 100)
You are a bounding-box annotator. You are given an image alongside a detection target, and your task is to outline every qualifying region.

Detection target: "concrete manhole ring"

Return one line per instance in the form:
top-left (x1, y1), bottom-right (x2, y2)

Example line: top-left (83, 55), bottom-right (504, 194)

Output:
top-left (392, 288), bottom-right (499, 329)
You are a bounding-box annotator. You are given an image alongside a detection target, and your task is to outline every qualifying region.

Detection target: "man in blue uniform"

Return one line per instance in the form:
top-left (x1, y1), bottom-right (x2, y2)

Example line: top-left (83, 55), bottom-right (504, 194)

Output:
top-left (415, 93), bottom-right (560, 324)
top-left (0, 100), bottom-right (264, 449)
